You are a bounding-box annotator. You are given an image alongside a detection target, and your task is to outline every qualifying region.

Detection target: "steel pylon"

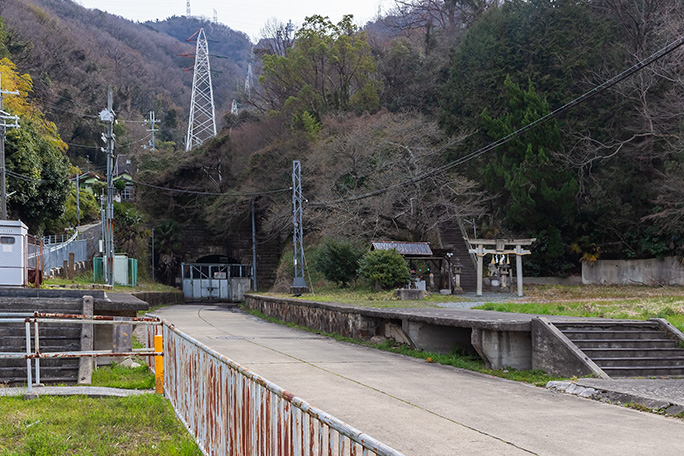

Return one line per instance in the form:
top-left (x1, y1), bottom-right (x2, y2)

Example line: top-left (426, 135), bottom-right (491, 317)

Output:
top-left (186, 28), bottom-right (217, 151)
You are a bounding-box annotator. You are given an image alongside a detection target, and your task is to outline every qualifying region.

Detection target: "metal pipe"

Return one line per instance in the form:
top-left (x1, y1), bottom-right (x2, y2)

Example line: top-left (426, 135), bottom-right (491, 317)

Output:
top-left (34, 320), bottom-right (40, 385)
top-left (25, 321), bottom-right (32, 393)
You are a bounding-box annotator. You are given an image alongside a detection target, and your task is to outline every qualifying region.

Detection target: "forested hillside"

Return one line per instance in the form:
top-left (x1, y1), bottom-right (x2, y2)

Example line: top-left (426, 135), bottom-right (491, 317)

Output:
top-left (0, 0), bottom-right (683, 279)
top-left (0, 0), bottom-right (251, 167)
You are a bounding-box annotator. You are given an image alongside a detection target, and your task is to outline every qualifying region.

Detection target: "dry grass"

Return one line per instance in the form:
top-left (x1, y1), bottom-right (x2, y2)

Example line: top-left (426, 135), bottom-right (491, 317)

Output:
top-left (523, 284), bottom-right (684, 302)
top-left (261, 286), bottom-right (468, 308)
top-left (478, 285), bottom-right (684, 332)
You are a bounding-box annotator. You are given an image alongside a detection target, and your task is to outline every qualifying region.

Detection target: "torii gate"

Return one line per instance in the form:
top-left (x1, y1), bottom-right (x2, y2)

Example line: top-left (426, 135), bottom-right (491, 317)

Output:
top-left (466, 238), bottom-right (536, 297)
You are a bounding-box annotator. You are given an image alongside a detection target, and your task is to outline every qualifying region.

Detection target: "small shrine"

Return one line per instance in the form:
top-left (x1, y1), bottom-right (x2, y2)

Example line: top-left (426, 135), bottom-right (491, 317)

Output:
top-left (465, 238), bottom-right (536, 297)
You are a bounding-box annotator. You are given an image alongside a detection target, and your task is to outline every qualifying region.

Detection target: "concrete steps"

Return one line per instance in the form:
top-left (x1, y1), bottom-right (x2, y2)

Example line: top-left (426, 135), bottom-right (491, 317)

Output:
top-left (554, 320), bottom-right (684, 378)
top-left (0, 297), bottom-right (83, 385)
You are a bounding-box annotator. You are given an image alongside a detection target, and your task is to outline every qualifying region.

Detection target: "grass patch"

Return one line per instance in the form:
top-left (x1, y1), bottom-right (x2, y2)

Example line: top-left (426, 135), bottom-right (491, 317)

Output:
top-left (0, 394), bottom-right (201, 455)
top-left (524, 284), bottom-right (684, 301)
top-left (474, 300), bottom-right (684, 333)
top-left (91, 362), bottom-right (155, 390)
top-left (242, 307), bottom-right (562, 386)
top-left (43, 272), bottom-right (179, 293)
top-left (259, 285), bottom-right (467, 308)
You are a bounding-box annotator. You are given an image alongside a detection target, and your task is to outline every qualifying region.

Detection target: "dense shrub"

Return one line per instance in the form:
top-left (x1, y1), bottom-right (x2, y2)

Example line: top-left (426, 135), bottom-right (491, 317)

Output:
top-left (312, 239), bottom-right (365, 287)
top-left (357, 249), bottom-right (410, 290)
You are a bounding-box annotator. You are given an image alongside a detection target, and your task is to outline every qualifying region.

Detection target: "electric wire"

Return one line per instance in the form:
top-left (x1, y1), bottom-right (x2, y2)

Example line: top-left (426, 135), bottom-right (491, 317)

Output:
top-left (309, 33), bottom-right (684, 208)
top-left (6, 169), bottom-right (44, 184)
top-left (127, 178), bottom-right (292, 197)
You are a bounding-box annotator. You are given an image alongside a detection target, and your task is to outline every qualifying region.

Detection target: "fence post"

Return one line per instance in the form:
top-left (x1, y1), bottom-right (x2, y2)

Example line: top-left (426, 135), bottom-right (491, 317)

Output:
top-left (154, 334), bottom-right (163, 394)
top-left (78, 296), bottom-right (94, 384)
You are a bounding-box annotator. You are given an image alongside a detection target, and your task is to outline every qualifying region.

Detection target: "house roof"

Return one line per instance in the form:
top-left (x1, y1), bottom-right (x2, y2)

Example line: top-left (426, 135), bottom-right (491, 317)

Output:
top-left (371, 241), bottom-right (433, 256)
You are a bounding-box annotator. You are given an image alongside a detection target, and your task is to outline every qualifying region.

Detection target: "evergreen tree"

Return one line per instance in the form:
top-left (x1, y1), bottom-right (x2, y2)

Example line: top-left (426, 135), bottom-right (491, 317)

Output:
top-left (481, 76), bottom-right (578, 275)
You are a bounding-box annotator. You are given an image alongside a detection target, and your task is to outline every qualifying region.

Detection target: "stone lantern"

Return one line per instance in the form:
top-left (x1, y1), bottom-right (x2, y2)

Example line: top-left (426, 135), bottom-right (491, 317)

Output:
top-left (452, 257), bottom-right (463, 293)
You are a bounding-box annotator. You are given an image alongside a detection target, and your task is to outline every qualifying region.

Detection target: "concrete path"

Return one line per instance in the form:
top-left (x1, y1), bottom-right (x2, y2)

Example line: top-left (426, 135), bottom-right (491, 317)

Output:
top-left (0, 386), bottom-right (153, 398)
top-left (155, 305), bottom-right (684, 456)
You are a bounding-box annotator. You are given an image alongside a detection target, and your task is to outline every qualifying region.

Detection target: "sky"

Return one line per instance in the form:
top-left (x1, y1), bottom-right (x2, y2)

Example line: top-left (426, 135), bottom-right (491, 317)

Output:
top-left (75, 0), bottom-right (392, 42)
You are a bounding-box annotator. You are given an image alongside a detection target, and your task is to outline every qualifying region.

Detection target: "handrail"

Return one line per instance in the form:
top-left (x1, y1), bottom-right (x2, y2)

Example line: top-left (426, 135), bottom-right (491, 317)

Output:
top-left (0, 313), bottom-right (162, 392)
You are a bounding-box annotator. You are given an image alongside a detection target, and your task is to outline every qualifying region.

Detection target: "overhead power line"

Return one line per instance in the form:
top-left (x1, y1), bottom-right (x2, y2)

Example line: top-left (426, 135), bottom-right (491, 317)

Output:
top-left (128, 177), bottom-right (292, 197)
top-left (310, 34), bottom-right (684, 207)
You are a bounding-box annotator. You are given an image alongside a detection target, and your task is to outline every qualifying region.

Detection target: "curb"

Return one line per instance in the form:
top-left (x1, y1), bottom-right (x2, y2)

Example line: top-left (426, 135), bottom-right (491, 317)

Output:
top-left (0, 386), bottom-right (155, 399)
top-left (546, 380), bottom-right (684, 416)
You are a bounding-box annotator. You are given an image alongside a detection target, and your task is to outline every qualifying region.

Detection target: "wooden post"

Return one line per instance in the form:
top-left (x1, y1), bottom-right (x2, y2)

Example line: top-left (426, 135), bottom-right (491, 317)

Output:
top-left (68, 252), bottom-right (75, 280)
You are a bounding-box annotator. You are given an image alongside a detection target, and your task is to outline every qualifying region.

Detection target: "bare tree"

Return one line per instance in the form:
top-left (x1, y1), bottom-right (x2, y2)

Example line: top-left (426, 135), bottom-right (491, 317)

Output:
top-left (286, 111), bottom-right (491, 242)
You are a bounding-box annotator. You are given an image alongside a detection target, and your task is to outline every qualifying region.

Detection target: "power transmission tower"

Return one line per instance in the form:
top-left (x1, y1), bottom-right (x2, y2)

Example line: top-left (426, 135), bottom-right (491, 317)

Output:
top-left (213, 9), bottom-right (218, 23)
top-left (291, 160), bottom-right (306, 291)
top-left (186, 1), bottom-right (191, 16)
top-left (145, 110), bottom-right (158, 151)
top-left (0, 76), bottom-right (20, 220)
top-left (231, 99), bottom-right (238, 116)
top-left (99, 88), bottom-right (116, 286)
top-left (185, 28), bottom-right (217, 151)
top-left (244, 62), bottom-right (253, 100)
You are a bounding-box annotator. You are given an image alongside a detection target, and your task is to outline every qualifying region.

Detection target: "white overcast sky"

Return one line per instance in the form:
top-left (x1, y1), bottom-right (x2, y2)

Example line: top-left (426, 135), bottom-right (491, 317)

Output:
top-left (75, 0), bottom-right (391, 42)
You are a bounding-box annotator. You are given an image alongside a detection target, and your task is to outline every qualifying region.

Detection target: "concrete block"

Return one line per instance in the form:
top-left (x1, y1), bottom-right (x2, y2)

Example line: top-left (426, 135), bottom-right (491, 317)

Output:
top-left (78, 296), bottom-right (94, 385)
top-left (384, 322), bottom-right (412, 346)
top-left (394, 289), bottom-right (428, 300)
top-left (472, 327), bottom-right (532, 370)
top-left (531, 318), bottom-right (605, 378)
top-left (665, 405), bottom-right (684, 416)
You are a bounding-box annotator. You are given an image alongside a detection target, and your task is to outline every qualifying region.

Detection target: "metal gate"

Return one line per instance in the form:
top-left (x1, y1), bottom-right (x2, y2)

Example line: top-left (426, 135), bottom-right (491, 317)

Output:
top-left (181, 263), bottom-right (252, 302)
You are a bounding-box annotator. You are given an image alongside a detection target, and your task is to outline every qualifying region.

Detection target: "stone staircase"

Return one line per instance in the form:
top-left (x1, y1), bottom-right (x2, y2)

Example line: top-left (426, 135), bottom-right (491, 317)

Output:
top-left (438, 221), bottom-right (477, 292)
top-left (553, 320), bottom-right (684, 378)
top-left (0, 298), bottom-right (82, 385)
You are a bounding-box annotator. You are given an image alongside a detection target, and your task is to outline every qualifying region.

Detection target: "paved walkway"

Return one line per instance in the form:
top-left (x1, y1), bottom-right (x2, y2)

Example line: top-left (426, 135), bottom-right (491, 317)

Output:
top-left (0, 386), bottom-right (153, 398)
top-left (155, 305), bottom-right (684, 456)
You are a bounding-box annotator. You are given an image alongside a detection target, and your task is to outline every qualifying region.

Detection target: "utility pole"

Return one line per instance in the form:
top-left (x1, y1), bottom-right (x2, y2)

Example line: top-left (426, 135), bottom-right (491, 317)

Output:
top-left (245, 62), bottom-right (253, 100)
top-left (76, 173), bottom-right (80, 225)
top-left (291, 161), bottom-right (306, 291)
top-left (99, 88), bottom-right (116, 286)
top-left (145, 111), bottom-right (158, 151)
top-left (0, 75), bottom-right (20, 220)
top-left (151, 227), bottom-right (155, 282)
top-left (251, 197), bottom-right (258, 291)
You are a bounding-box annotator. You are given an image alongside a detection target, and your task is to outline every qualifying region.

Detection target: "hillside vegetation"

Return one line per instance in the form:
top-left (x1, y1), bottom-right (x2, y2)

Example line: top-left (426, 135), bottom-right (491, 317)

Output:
top-left (0, 0), bottom-right (682, 280)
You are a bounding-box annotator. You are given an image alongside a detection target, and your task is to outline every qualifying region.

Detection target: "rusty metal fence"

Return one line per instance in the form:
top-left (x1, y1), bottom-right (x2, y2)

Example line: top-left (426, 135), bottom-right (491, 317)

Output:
top-left (146, 319), bottom-right (405, 456)
top-left (0, 312), bottom-right (162, 391)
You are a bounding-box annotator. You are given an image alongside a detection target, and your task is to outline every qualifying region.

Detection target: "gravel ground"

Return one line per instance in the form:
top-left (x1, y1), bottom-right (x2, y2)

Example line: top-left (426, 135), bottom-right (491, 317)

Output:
top-left (433, 292), bottom-right (527, 309)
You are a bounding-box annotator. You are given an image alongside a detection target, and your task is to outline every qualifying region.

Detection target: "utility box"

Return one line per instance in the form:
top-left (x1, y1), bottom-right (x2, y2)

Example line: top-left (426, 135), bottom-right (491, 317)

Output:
top-left (0, 220), bottom-right (28, 286)
top-left (94, 255), bottom-right (138, 287)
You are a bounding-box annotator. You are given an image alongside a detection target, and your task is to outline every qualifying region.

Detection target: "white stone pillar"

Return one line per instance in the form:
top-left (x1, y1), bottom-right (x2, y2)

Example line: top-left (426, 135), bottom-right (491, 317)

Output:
top-left (477, 253), bottom-right (483, 296)
top-left (516, 246), bottom-right (523, 297)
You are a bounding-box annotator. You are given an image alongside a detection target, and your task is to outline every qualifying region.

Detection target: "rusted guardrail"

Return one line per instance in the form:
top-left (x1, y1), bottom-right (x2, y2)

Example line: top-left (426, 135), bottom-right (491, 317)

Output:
top-left (0, 312), bottom-right (162, 391)
top-left (147, 319), bottom-right (405, 456)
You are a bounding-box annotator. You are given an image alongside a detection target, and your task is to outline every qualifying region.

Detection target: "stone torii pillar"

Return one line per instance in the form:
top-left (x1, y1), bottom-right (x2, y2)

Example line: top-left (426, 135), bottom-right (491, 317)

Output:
top-left (466, 238), bottom-right (536, 297)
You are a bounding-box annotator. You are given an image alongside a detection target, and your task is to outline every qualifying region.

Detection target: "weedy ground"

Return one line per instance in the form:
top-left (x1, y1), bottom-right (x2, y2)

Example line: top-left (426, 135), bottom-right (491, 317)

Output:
top-left (477, 284), bottom-right (684, 332)
top-left (0, 358), bottom-right (199, 455)
top-left (0, 394), bottom-right (200, 455)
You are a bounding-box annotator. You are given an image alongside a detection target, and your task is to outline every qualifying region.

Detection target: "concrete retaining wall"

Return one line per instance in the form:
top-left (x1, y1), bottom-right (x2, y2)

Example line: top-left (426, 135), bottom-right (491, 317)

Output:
top-left (132, 291), bottom-right (184, 308)
top-left (582, 256), bottom-right (684, 286)
top-left (244, 295), bottom-right (383, 340)
top-left (244, 294), bottom-right (535, 371)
